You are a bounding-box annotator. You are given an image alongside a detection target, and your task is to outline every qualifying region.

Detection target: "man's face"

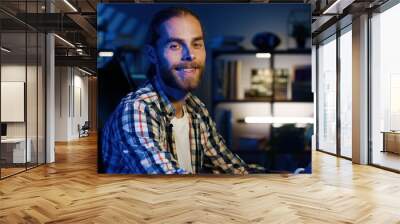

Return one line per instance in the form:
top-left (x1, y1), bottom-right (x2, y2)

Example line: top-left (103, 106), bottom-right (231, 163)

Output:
top-left (153, 15), bottom-right (206, 93)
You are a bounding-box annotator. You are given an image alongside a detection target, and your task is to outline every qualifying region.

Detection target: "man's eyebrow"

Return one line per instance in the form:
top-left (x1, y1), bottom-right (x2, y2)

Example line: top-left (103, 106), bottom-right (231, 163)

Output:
top-left (163, 36), bottom-right (204, 44)
top-left (164, 37), bottom-right (184, 44)
top-left (192, 36), bottom-right (204, 42)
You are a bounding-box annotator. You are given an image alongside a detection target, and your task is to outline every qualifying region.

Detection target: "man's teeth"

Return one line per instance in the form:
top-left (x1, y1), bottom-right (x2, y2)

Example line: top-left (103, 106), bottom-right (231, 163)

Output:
top-left (177, 68), bottom-right (195, 72)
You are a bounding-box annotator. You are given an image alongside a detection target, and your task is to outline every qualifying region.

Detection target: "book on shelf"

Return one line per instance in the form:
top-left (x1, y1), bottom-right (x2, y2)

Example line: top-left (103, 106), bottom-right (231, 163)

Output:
top-left (215, 59), bottom-right (241, 101)
top-left (291, 64), bottom-right (312, 101)
top-left (274, 68), bottom-right (290, 101)
top-left (215, 59), bottom-right (225, 101)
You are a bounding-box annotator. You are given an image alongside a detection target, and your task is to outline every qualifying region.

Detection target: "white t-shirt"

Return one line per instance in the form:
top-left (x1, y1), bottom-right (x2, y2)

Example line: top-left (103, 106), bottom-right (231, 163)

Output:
top-left (170, 106), bottom-right (193, 174)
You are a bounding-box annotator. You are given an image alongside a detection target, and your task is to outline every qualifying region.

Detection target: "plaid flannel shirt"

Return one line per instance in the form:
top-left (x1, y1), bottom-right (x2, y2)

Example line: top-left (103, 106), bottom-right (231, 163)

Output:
top-left (101, 78), bottom-right (249, 174)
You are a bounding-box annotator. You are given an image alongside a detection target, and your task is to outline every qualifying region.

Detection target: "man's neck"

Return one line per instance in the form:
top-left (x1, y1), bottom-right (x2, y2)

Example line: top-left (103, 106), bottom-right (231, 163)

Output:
top-left (155, 75), bottom-right (187, 118)
top-left (172, 101), bottom-right (185, 118)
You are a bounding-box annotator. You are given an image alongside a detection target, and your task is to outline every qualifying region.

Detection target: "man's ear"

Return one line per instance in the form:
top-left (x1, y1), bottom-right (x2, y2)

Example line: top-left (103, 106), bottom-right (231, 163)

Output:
top-left (145, 45), bottom-right (157, 64)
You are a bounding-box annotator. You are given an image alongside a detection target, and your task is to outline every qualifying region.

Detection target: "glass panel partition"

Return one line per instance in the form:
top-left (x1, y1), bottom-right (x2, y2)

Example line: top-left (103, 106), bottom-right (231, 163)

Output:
top-left (339, 27), bottom-right (352, 158)
top-left (317, 35), bottom-right (337, 154)
top-left (371, 3), bottom-right (400, 171)
top-left (0, 1), bottom-right (46, 179)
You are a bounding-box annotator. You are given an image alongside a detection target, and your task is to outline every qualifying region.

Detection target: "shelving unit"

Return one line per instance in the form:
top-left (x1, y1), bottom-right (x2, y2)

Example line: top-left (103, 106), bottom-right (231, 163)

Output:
top-left (211, 48), bottom-right (312, 117)
top-left (212, 49), bottom-right (312, 169)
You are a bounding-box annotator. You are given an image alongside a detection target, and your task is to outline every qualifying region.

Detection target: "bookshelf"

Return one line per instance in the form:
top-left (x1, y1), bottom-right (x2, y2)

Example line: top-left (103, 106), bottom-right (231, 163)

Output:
top-left (211, 48), bottom-right (313, 170)
top-left (211, 48), bottom-right (312, 117)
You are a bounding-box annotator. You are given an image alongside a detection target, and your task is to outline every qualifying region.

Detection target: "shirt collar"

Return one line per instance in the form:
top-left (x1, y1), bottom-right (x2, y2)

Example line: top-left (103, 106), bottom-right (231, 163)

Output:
top-left (153, 76), bottom-right (176, 119)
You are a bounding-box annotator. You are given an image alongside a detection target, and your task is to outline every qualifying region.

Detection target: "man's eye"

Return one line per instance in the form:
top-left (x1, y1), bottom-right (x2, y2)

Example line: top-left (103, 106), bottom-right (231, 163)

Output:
top-left (169, 43), bottom-right (181, 50)
top-left (193, 42), bottom-right (203, 49)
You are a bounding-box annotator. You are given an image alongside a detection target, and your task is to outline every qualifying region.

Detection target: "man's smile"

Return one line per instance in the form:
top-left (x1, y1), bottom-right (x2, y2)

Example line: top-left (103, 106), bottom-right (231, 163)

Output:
top-left (175, 67), bottom-right (197, 75)
top-left (174, 64), bottom-right (200, 77)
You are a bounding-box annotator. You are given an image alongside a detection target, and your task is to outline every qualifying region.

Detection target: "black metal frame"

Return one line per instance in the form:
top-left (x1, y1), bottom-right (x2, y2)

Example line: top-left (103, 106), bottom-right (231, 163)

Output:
top-left (315, 44), bottom-right (319, 152)
top-left (367, 11), bottom-right (373, 166)
top-left (336, 25), bottom-right (341, 157)
top-left (0, 0), bottom-right (47, 180)
top-left (315, 22), bottom-right (353, 162)
top-left (25, 1), bottom-right (28, 172)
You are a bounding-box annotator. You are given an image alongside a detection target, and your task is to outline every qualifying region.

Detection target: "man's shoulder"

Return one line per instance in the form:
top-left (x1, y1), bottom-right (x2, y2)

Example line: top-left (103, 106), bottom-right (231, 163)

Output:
top-left (122, 82), bottom-right (160, 107)
top-left (103, 83), bottom-right (159, 135)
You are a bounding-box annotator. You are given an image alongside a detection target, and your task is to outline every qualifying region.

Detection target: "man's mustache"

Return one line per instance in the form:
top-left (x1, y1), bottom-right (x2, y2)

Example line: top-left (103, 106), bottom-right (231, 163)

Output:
top-left (173, 62), bottom-right (202, 70)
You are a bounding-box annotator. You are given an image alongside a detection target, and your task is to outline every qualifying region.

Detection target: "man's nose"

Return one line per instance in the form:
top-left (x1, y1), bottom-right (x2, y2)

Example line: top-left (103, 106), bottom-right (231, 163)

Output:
top-left (182, 46), bottom-right (195, 61)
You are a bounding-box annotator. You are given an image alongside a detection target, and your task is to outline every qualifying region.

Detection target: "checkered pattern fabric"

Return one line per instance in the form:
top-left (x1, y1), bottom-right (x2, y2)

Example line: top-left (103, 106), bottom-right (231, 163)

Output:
top-left (101, 78), bottom-right (249, 174)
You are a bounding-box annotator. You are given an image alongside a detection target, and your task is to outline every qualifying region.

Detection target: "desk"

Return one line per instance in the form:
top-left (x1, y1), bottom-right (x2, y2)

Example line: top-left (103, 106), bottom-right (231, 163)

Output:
top-left (1, 138), bottom-right (31, 163)
top-left (382, 131), bottom-right (400, 154)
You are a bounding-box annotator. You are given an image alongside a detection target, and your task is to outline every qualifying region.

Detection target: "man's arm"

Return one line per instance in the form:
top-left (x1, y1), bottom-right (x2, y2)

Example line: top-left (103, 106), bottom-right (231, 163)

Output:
top-left (199, 107), bottom-right (249, 174)
top-left (118, 100), bottom-right (186, 174)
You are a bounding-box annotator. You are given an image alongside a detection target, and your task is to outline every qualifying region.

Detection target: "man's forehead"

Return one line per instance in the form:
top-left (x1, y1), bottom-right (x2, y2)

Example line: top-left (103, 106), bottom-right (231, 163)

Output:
top-left (158, 15), bottom-right (204, 40)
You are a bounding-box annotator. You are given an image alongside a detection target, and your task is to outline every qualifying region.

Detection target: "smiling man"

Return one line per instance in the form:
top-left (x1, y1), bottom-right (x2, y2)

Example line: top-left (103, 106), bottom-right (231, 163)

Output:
top-left (101, 7), bottom-right (250, 174)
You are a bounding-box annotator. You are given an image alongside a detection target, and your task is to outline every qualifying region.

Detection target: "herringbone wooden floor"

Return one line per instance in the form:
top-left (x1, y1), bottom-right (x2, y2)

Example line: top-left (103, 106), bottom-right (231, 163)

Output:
top-left (1, 134), bottom-right (400, 224)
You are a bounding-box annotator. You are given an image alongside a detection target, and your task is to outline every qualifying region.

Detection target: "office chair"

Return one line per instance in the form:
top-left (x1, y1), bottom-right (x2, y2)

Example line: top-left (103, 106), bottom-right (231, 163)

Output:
top-left (78, 121), bottom-right (90, 138)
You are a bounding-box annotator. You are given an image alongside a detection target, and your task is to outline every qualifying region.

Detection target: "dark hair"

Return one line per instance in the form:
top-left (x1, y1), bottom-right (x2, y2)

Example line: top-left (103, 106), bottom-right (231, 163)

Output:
top-left (147, 7), bottom-right (203, 46)
top-left (146, 7), bottom-right (204, 79)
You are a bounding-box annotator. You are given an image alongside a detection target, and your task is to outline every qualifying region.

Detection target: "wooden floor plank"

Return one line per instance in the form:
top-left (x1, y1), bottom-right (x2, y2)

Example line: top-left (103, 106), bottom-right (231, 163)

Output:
top-left (0, 134), bottom-right (400, 223)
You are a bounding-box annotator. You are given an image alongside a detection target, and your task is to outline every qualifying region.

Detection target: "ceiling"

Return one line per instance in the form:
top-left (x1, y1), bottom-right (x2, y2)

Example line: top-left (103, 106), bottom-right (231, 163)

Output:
top-left (1, 0), bottom-right (387, 74)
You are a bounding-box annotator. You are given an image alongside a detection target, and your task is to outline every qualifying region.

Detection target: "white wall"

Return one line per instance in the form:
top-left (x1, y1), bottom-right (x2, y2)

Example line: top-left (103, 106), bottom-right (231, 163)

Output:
top-left (72, 72), bottom-right (89, 138)
top-left (55, 67), bottom-right (89, 141)
top-left (55, 66), bottom-right (70, 141)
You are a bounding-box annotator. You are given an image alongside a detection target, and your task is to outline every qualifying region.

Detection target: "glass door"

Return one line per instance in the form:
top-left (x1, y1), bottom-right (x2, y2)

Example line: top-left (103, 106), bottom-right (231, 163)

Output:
top-left (370, 2), bottom-right (400, 171)
top-left (317, 35), bottom-right (337, 154)
top-left (339, 26), bottom-right (352, 159)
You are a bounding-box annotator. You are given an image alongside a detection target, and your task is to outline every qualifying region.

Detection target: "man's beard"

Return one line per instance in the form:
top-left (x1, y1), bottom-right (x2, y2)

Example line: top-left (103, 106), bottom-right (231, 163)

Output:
top-left (159, 62), bottom-right (204, 92)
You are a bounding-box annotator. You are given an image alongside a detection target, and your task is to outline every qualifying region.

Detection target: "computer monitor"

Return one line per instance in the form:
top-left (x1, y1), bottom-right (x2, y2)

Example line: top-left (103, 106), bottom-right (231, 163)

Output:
top-left (1, 123), bottom-right (7, 137)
